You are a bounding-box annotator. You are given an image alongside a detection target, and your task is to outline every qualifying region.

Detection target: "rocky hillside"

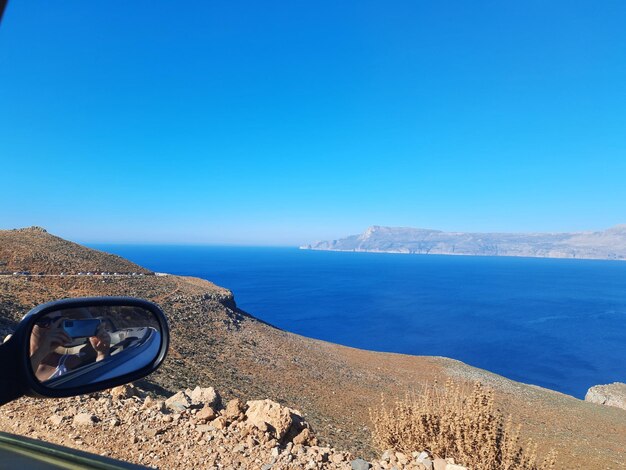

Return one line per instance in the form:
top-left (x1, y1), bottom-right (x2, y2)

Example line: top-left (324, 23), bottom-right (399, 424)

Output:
top-left (302, 225), bottom-right (626, 260)
top-left (1, 228), bottom-right (625, 469)
top-left (0, 383), bottom-right (457, 470)
top-left (0, 227), bottom-right (151, 275)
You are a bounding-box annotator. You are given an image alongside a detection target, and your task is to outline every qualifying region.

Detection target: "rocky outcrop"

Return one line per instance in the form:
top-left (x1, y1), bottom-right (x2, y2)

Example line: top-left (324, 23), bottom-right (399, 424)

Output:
top-left (302, 224), bottom-right (626, 260)
top-left (585, 382), bottom-right (626, 410)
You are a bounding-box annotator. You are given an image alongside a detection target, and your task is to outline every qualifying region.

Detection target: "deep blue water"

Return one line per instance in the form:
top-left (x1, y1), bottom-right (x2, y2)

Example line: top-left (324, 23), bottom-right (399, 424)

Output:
top-left (90, 245), bottom-right (626, 398)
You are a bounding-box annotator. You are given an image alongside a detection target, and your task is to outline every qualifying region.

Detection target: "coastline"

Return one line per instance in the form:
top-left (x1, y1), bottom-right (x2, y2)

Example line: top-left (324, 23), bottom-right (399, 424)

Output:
top-left (299, 245), bottom-right (626, 261)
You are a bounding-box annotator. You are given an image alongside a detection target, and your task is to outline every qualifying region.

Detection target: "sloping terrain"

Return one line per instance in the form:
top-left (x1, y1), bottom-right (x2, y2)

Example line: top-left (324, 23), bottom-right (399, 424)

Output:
top-left (0, 228), bottom-right (625, 468)
top-left (0, 226), bottom-right (151, 274)
top-left (302, 225), bottom-right (626, 260)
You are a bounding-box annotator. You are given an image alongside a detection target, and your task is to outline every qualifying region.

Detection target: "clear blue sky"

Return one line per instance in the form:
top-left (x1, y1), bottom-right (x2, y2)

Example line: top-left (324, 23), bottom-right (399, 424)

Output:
top-left (1, 1), bottom-right (625, 245)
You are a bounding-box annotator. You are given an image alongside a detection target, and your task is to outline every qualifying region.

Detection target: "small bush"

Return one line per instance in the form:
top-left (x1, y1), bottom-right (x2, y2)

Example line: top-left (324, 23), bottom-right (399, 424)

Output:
top-left (369, 380), bottom-right (557, 469)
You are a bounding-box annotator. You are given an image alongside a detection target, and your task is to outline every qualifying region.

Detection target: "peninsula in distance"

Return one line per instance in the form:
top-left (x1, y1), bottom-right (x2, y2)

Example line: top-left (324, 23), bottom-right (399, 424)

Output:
top-left (301, 224), bottom-right (626, 261)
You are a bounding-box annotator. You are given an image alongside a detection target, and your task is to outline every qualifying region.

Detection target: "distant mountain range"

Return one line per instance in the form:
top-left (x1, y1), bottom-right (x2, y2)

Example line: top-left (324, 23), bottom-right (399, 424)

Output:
top-left (301, 225), bottom-right (626, 260)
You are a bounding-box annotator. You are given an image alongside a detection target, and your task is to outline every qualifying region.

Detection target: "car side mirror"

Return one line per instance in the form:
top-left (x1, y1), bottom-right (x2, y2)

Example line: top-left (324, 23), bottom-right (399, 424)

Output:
top-left (0, 297), bottom-right (169, 405)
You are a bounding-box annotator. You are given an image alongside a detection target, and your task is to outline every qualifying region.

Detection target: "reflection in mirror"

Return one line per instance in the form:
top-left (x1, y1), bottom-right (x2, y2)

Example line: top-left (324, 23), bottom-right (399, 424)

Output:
top-left (29, 305), bottom-right (162, 389)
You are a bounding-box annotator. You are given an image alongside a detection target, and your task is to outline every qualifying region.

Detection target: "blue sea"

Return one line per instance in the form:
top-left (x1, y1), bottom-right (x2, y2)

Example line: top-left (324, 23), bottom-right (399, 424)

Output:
top-left (90, 245), bottom-right (626, 399)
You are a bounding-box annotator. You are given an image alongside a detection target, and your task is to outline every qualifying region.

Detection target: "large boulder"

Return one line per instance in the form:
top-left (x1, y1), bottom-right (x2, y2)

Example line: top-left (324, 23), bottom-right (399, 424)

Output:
top-left (585, 382), bottom-right (626, 410)
top-left (188, 386), bottom-right (221, 408)
top-left (245, 399), bottom-right (308, 442)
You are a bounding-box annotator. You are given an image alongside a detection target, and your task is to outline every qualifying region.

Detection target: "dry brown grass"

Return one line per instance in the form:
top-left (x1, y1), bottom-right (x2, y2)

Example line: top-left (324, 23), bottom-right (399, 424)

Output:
top-left (370, 380), bottom-right (558, 469)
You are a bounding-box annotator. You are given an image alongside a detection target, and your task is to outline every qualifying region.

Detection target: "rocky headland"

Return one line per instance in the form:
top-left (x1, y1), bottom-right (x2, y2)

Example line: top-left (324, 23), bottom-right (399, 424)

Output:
top-left (301, 225), bottom-right (626, 261)
top-left (1, 227), bottom-right (625, 469)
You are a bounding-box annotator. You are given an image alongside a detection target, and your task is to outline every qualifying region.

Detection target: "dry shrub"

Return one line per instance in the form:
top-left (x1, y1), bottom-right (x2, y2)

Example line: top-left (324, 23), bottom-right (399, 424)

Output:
top-left (369, 380), bottom-right (557, 469)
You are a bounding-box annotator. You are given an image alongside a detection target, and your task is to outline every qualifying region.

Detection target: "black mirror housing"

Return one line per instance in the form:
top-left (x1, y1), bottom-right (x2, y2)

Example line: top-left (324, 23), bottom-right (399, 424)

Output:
top-left (0, 297), bottom-right (169, 405)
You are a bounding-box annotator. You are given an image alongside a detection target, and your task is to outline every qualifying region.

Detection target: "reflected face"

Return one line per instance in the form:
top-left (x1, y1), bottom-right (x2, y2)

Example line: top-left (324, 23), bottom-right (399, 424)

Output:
top-left (29, 305), bottom-right (162, 389)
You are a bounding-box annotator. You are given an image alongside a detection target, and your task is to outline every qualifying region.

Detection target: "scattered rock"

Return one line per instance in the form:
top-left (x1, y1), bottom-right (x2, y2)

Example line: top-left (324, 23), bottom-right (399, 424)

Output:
top-left (417, 452), bottom-right (433, 470)
top-left (395, 451), bottom-right (408, 465)
top-left (196, 404), bottom-right (217, 422)
top-left (48, 415), bottom-right (64, 426)
top-left (111, 384), bottom-right (141, 400)
top-left (445, 464), bottom-right (467, 470)
top-left (292, 427), bottom-right (313, 445)
top-left (146, 428), bottom-right (165, 438)
top-left (351, 458), bottom-right (371, 470)
top-left (189, 386), bottom-right (221, 408)
top-left (73, 413), bottom-right (98, 426)
top-left (433, 458), bottom-right (447, 470)
top-left (212, 416), bottom-right (227, 429)
top-left (223, 398), bottom-right (245, 421)
top-left (195, 424), bottom-right (212, 433)
top-left (141, 396), bottom-right (154, 409)
top-left (165, 391), bottom-right (191, 412)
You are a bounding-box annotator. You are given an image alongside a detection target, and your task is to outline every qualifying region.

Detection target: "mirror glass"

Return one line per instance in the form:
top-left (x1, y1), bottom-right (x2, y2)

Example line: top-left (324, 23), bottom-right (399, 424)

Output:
top-left (29, 305), bottom-right (162, 389)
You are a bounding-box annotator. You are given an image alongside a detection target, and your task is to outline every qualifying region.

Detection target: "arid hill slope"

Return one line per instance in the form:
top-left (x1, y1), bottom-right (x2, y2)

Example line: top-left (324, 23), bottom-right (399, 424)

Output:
top-left (0, 228), bottom-right (624, 469)
top-left (0, 226), bottom-right (150, 274)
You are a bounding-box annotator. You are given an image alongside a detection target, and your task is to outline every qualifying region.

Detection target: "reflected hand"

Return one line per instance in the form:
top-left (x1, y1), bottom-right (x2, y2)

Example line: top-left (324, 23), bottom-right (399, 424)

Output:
top-left (89, 324), bottom-right (110, 361)
top-left (30, 318), bottom-right (71, 370)
top-left (31, 319), bottom-right (71, 357)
